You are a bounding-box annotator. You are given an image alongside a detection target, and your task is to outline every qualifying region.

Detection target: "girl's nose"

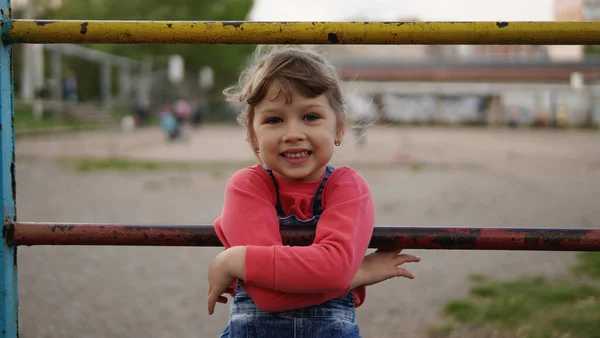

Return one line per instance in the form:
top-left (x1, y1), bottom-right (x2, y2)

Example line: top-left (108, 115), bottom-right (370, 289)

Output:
top-left (282, 123), bottom-right (306, 143)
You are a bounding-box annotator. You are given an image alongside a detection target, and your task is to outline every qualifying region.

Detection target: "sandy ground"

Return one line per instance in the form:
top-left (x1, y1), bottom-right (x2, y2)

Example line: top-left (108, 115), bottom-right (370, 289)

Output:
top-left (13, 125), bottom-right (600, 338)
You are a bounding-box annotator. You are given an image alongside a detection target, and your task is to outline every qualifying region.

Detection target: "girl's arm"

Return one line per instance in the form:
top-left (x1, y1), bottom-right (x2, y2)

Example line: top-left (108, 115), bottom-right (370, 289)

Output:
top-left (214, 223), bottom-right (366, 312)
top-left (214, 167), bottom-right (356, 311)
top-left (219, 166), bottom-right (374, 294)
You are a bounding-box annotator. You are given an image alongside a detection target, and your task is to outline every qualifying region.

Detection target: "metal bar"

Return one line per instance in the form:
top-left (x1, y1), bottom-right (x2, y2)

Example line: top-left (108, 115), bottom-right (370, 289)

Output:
top-left (0, 1), bottom-right (19, 336)
top-left (5, 20), bottom-right (600, 45)
top-left (8, 222), bottom-right (600, 251)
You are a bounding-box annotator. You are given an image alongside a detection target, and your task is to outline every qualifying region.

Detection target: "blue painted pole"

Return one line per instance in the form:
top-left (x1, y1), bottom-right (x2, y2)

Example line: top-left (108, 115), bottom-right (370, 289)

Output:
top-left (0, 0), bottom-right (19, 336)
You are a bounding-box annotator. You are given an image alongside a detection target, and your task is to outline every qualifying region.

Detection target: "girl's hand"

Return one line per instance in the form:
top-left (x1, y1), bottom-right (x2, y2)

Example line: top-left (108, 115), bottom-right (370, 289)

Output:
top-left (207, 247), bottom-right (246, 315)
top-left (352, 248), bottom-right (420, 288)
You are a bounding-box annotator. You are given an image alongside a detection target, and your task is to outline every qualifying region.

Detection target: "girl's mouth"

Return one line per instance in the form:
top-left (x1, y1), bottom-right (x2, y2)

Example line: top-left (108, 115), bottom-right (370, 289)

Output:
top-left (281, 150), bottom-right (312, 158)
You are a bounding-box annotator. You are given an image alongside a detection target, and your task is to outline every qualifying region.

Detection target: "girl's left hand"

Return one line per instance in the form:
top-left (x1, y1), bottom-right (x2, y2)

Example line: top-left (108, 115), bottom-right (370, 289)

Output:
top-left (207, 247), bottom-right (246, 315)
top-left (353, 248), bottom-right (420, 288)
top-left (207, 252), bottom-right (236, 315)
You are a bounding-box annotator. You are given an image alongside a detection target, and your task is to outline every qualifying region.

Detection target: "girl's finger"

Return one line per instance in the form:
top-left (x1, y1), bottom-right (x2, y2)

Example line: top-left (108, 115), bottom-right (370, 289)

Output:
top-left (208, 295), bottom-right (216, 315)
top-left (395, 267), bottom-right (415, 279)
top-left (395, 254), bottom-right (421, 265)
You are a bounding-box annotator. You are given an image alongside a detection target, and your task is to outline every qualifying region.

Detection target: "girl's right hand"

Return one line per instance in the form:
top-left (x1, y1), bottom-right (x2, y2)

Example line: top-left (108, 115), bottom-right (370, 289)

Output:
top-left (351, 248), bottom-right (420, 288)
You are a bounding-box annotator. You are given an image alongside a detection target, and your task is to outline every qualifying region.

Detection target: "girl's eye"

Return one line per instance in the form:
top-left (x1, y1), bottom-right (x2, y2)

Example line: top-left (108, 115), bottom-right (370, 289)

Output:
top-left (265, 117), bottom-right (282, 124)
top-left (304, 114), bottom-right (319, 122)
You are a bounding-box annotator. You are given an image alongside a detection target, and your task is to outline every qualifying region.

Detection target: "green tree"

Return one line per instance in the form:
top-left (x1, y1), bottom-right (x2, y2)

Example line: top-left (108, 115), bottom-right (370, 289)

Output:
top-left (40, 0), bottom-right (256, 105)
top-left (585, 46), bottom-right (600, 55)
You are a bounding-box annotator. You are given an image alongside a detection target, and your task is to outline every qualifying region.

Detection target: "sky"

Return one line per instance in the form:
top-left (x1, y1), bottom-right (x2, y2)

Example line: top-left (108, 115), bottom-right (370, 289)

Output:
top-left (249, 0), bottom-right (555, 21)
top-left (11, 0), bottom-right (556, 21)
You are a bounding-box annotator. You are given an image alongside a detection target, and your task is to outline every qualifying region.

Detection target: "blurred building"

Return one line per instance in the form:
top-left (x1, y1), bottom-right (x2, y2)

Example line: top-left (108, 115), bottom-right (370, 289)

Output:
top-left (318, 8), bottom-right (600, 127)
top-left (584, 0), bottom-right (600, 18)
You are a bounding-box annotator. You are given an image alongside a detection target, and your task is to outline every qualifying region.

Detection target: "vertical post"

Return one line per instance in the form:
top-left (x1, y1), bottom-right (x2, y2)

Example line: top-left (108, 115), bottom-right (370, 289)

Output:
top-left (19, 0), bottom-right (36, 101)
top-left (100, 61), bottom-right (111, 108)
top-left (549, 90), bottom-right (557, 128)
top-left (50, 50), bottom-right (62, 101)
top-left (118, 63), bottom-right (131, 105)
top-left (0, 0), bottom-right (19, 336)
top-left (136, 59), bottom-right (152, 111)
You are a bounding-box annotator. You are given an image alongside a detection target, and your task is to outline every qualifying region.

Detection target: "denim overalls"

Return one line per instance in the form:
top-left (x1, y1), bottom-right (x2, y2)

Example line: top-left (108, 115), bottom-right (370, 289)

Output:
top-left (219, 165), bottom-right (361, 338)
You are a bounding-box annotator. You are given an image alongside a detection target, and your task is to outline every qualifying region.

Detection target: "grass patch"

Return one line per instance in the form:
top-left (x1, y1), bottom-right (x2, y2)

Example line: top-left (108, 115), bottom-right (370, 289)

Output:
top-left (468, 274), bottom-right (489, 283)
top-left (61, 157), bottom-right (468, 174)
top-left (57, 157), bottom-right (254, 174)
top-left (143, 180), bottom-right (162, 190)
top-left (14, 101), bottom-right (99, 132)
top-left (428, 324), bottom-right (455, 338)
top-left (410, 162), bottom-right (425, 172)
top-left (433, 252), bottom-right (600, 338)
top-left (573, 252), bottom-right (600, 278)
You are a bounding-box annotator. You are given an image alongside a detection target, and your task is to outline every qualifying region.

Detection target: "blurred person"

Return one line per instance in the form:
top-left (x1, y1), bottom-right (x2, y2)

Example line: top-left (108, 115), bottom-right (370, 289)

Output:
top-left (556, 104), bottom-right (568, 128)
top-left (131, 99), bottom-right (150, 127)
top-left (190, 100), bottom-right (206, 128)
top-left (507, 107), bottom-right (519, 128)
top-left (63, 71), bottom-right (78, 118)
top-left (174, 99), bottom-right (192, 123)
top-left (158, 104), bottom-right (181, 141)
top-left (63, 71), bottom-right (78, 103)
top-left (206, 47), bottom-right (420, 338)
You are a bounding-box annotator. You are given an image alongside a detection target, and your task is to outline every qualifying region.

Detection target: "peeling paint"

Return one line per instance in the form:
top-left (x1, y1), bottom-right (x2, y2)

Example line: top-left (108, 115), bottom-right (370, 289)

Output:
top-left (80, 22), bottom-right (88, 34)
top-left (34, 21), bottom-right (54, 26)
top-left (222, 21), bottom-right (243, 28)
top-left (382, 22), bottom-right (405, 26)
top-left (10, 159), bottom-right (15, 207)
top-left (327, 33), bottom-right (338, 44)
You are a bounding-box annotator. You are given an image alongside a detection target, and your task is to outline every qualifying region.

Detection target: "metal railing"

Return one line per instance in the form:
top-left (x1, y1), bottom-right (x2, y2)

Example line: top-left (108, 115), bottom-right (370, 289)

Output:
top-left (1, 7), bottom-right (600, 336)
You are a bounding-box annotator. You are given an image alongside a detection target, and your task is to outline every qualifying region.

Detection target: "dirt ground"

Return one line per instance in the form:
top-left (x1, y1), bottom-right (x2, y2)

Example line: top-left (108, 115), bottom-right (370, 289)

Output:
top-left (13, 125), bottom-right (600, 338)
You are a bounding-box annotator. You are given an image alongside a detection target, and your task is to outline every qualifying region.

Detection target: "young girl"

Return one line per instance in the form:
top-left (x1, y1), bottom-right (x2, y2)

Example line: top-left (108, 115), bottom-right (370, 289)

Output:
top-left (207, 47), bottom-right (420, 337)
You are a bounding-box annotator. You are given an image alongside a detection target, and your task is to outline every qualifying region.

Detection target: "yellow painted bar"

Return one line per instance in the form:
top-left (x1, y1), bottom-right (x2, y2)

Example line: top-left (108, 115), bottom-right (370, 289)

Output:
top-left (5, 20), bottom-right (600, 45)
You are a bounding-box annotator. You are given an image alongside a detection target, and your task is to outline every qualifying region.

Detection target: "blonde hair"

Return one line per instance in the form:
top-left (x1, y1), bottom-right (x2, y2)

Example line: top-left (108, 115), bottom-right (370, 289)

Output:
top-left (223, 46), bottom-right (347, 151)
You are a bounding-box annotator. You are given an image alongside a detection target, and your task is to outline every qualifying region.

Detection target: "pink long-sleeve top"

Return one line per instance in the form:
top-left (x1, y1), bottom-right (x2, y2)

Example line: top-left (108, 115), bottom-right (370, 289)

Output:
top-left (214, 164), bottom-right (375, 312)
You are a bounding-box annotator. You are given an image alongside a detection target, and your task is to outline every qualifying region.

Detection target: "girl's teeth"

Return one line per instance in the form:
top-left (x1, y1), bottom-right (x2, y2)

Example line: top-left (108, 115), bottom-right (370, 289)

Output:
top-left (285, 151), bottom-right (309, 158)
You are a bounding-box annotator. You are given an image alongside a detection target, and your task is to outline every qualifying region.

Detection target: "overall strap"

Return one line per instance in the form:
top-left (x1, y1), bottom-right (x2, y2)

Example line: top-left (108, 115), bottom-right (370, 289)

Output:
top-left (264, 165), bottom-right (336, 218)
top-left (263, 166), bottom-right (286, 217)
top-left (311, 165), bottom-right (335, 216)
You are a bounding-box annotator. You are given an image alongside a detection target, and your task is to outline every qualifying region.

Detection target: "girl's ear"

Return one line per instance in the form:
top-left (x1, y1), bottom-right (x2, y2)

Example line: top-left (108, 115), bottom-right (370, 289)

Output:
top-left (249, 135), bottom-right (264, 163)
top-left (250, 135), bottom-right (259, 152)
top-left (335, 121), bottom-right (345, 144)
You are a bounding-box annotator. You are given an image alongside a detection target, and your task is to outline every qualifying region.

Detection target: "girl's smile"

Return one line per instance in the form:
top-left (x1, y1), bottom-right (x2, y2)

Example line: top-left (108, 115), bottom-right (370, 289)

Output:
top-left (251, 82), bottom-right (342, 182)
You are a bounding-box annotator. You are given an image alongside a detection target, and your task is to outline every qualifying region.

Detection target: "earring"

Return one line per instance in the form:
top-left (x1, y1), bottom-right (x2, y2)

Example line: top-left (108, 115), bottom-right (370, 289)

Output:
top-left (334, 140), bottom-right (341, 146)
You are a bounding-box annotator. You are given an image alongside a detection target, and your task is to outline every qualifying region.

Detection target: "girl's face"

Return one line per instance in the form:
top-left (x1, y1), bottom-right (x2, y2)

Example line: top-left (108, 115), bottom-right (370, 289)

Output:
top-left (252, 82), bottom-right (342, 182)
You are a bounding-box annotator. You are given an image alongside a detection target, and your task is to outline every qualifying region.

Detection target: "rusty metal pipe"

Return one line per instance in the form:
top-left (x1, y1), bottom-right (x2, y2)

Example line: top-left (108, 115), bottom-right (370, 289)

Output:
top-left (5, 21), bottom-right (600, 45)
top-left (7, 222), bottom-right (600, 251)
